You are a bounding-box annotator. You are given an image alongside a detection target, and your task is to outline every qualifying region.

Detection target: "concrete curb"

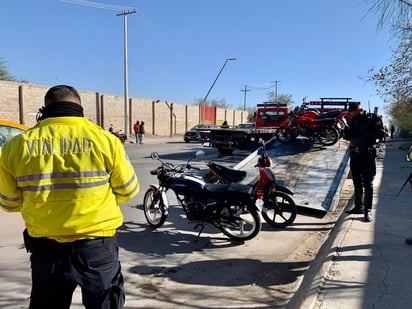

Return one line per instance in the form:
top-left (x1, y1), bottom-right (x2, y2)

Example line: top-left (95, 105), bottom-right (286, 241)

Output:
top-left (286, 191), bottom-right (353, 308)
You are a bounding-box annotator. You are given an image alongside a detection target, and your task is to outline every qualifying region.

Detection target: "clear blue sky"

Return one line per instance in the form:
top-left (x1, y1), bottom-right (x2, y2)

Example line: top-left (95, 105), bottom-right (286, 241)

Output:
top-left (1, 0), bottom-right (393, 119)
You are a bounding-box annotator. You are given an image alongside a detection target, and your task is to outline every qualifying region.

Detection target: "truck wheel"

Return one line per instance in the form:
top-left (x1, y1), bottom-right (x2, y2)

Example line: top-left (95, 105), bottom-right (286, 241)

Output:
top-left (217, 147), bottom-right (233, 155)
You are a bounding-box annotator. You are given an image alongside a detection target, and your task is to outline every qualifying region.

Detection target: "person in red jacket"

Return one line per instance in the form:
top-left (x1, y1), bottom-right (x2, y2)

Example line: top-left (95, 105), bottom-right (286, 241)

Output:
top-left (133, 120), bottom-right (140, 144)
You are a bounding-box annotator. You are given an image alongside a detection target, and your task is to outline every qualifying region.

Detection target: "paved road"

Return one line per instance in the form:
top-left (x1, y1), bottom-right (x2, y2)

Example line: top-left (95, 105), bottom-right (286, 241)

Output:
top-left (0, 136), bottom-right (350, 309)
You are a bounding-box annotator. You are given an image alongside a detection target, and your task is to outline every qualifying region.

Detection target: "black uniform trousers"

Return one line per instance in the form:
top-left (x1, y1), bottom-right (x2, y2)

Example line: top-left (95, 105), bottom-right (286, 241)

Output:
top-left (27, 234), bottom-right (124, 309)
top-left (349, 148), bottom-right (376, 210)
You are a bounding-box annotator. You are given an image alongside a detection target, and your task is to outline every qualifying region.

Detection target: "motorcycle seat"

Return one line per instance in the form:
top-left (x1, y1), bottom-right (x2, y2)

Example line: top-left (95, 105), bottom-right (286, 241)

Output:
top-left (204, 183), bottom-right (253, 201)
top-left (208, 162), bottom-right (247, 183)
top-left (316, 110), bottom-right (341, 119)
top-left (238, 168), bottom-right (260, 186)
top-left (312, 118), bottom-right (336, 125)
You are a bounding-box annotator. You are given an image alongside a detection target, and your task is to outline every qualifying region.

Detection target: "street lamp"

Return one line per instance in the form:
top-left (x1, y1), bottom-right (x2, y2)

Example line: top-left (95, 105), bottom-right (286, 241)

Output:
top-left (201, 57), bottom-right (236, 124)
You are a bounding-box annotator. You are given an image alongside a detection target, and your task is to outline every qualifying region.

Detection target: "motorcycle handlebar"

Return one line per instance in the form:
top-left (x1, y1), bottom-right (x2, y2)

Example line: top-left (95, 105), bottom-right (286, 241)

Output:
top-left (187, 164), bottom-right (200, 170)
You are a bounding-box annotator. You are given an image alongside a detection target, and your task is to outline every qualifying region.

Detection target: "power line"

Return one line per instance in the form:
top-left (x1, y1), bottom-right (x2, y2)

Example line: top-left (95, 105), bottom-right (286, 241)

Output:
top-left (59, 0), bottom-right (134, 11)
top-left (129, 11), bottom-right (164, 41)
top-left (270, 80), bottom-right (281, 101)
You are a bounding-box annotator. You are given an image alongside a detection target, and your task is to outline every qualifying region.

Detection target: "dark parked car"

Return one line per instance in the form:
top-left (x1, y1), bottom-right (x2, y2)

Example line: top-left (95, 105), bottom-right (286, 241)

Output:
top-left (184, 124), bottom-right (218, 143)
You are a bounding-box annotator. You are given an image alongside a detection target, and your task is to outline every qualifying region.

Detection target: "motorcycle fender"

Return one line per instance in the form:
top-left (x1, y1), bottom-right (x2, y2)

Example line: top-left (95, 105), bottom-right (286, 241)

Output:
top-left (274, 183), bottom-right (294, 195)
top-left (148, 184), bottom-right (169, 213)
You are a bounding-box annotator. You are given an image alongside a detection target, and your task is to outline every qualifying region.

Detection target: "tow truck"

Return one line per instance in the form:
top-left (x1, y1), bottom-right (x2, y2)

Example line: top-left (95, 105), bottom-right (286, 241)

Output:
top-left (209, 98), bottom-right (355, 155)
top-left (209, 102), bottom-right (291, 155)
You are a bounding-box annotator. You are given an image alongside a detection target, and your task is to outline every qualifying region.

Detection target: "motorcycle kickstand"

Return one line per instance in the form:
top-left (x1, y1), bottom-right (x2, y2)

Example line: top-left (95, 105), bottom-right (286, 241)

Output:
top-left (193, 223), bottom-right (206, 242)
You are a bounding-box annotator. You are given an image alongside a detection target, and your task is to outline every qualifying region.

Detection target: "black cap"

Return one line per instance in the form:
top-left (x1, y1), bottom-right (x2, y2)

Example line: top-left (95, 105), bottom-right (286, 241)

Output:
top-left (348, 102), bottom-right (361, 112)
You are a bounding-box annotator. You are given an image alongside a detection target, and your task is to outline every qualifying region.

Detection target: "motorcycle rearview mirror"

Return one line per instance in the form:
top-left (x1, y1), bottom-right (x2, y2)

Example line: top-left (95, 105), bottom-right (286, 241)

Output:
top-left (195, 150), bottom-right (205, 158)
top-left (150, 152), bottom-right (159, 160)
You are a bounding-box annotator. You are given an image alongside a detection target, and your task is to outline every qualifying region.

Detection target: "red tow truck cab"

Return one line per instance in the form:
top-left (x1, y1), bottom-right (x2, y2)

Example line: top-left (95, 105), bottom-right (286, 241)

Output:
top-left (254, 103), bottom-right (291, 128)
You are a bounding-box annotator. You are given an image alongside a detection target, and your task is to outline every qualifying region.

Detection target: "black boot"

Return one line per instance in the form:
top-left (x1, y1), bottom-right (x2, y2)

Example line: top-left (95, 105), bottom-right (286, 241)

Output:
top-left (346, 206), bottom-right (363, 214)
top-left (364, 209), bottom-right (372, 222)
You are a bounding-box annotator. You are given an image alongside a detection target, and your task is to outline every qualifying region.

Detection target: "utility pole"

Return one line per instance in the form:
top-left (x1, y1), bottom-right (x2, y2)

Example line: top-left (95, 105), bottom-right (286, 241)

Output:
top-left (241, 85), bottom-right (251, 111)
top-left (270, 80), bottom-right (281, 102)
top-left (117, 9), bottom-right (136, 135)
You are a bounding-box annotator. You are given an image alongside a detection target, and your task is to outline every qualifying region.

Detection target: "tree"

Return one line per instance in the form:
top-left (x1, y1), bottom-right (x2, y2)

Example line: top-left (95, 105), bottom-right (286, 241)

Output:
top-left (0, 58), bottom-right (28, 83)
top-left (365, 0), bottom-right (412, 136)
top-left (265, 92), bottom-right (294, 105)
top-left (193, 97), bottom-right (231, 109)
top-left (365, 0), bottom-right (412, 29)
top-left (0, 58), bottom-right (16, 81)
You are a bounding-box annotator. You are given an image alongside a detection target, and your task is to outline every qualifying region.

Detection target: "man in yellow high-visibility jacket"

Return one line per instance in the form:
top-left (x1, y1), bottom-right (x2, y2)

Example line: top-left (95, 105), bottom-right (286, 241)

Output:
top-left (0, 85), bottom-right (139, 309)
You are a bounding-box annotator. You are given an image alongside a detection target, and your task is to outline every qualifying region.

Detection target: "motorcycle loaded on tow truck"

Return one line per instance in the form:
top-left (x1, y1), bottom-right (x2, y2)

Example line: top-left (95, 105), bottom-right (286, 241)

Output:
top-left (276, 104), bottom-right (342, 146)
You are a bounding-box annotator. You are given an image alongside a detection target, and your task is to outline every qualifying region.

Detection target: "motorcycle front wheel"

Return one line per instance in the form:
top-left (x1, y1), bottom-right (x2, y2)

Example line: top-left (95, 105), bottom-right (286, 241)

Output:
top-left (277, 128), bottom-right (295, 144)
top-left (262, 191), bottom-right (297, 228)
top-left (318, 127), bottom-right (339, 146)
top-left (218, 204), bottom-right (261, 241)
top-left (143, 187), bottom-right (168, 229)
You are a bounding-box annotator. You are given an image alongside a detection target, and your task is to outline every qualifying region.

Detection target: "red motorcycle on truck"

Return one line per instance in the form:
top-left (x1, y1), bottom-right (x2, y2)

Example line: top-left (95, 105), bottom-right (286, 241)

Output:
top-left (294, 103), bottom-right (349, 138)
top-left (276, 104), bottom-right (342, 146)
top-left (205, 138), bottom-right (297, 228)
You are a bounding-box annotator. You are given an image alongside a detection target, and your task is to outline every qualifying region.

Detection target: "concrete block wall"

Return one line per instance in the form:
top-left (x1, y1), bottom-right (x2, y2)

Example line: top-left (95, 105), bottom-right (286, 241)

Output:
top-left (0, 81), bottom-right (249, 136)
top-left (0, 80), bottom-right (21, 123)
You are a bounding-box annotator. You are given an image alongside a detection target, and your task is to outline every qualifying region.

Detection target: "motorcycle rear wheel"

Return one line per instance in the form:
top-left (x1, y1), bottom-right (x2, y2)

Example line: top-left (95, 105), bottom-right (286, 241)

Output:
top-left (262, 191), bottom-right (297, 228)
top-left (318, 127), bottom-right (339, 146)
top-left (143, 188), bottom-right (168, 229)
top-left (218, 204), bottom-right (261, 241)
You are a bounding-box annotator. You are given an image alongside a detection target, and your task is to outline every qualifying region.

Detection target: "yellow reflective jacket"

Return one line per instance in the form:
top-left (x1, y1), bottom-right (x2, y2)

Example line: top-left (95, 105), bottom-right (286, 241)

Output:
top-left (0, 117), bottom-right (139, 242)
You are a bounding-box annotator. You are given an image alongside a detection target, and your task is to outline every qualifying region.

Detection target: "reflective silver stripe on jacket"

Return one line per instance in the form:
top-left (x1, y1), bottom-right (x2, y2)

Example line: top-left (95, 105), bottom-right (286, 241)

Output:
top-left (0, 203), bottom-right (19, 211)
top-left (16, 171), bottom-right (108, 182)
top-left (115, 182), bottom-right (139, 197)
top-left (112, 174), bottom-right (137, 191)
top-left (0, 193), bottom-right (21, 202)
top-left (19, 179), bottom-right (109, 192)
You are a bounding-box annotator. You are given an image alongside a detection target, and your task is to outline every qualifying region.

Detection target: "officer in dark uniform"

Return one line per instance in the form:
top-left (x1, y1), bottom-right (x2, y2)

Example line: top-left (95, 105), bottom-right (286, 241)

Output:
top-left (344, 102), bottom-right (384, 222)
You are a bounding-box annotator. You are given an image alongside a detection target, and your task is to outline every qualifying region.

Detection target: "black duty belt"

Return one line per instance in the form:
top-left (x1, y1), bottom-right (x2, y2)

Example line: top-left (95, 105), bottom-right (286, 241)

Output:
top-left (27, 234), bottom-right (115, 253)
top-left (349, 146), bottom-right (374, 153)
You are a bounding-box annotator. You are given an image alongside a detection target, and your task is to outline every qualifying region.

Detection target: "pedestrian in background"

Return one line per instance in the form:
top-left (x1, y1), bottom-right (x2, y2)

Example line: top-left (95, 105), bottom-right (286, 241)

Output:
top-left (0, 85), bottom-right (139, 309)
top-left (133, 120), bottom-right (140, 144)
top-left (343, 102), bottom-right (385, 222)
top-left (139, 121), bottom-right (145, 144)
top-left (390, 125), bottom-right (395, 139)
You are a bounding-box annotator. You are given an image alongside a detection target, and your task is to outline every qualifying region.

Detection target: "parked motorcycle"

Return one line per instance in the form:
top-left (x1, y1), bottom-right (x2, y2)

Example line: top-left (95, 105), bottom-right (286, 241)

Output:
top-left (143, 151), bottom-right (262, 241)
top-left (204, 138), bottom-right (297, 228)
top-left (109, 126), bottom-right (127, 144)
top-left (276, 105), bottom-right (340, 145)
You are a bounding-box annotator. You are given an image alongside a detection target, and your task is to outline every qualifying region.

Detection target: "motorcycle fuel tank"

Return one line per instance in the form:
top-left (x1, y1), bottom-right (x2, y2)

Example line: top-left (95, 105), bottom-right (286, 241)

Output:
top-left (171, 175), bottom-right (206, 195)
